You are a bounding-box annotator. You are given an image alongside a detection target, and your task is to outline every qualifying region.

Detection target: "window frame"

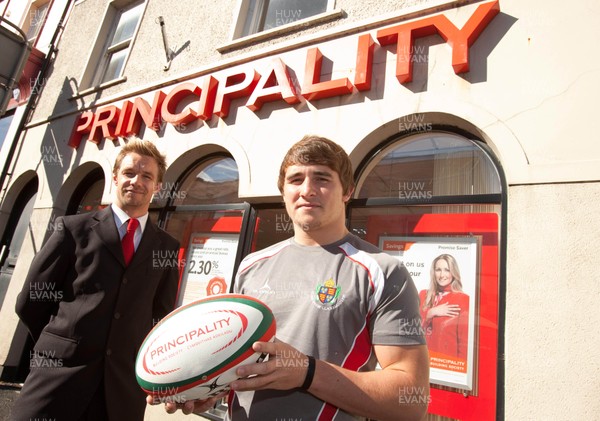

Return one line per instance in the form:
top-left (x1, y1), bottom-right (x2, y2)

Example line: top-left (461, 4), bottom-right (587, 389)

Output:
top-left (22, 0), bottom-right (51, 45)
top-left (66, 167), bottom-right (105, 215)
top-left (347, 128), bottom-right (507, 421)
top-left (222, 0), bottom-right (341, 51)
top-left (79, 0), bottom-right (146, 91)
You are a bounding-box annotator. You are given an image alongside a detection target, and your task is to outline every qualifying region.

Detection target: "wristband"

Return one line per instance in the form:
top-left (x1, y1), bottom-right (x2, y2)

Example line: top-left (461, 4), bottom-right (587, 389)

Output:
top-left (301, 355), bottom-right (316, 390)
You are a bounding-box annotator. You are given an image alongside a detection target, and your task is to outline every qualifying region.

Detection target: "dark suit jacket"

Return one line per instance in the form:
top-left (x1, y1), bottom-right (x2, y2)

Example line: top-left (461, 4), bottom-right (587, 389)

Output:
top-left (13, 206), bottom-right (180, 421)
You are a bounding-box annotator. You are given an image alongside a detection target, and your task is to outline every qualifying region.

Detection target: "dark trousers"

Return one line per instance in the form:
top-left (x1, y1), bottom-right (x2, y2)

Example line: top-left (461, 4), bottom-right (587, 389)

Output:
top-left (10, 366), bottom-right (107, 421)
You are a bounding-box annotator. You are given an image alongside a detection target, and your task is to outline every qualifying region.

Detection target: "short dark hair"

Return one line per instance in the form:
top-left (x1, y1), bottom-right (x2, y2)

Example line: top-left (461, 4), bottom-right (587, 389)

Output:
top-left (113, 138), bottom-right (167, 182)
top-left (277, 135), bottom-right (354, 196)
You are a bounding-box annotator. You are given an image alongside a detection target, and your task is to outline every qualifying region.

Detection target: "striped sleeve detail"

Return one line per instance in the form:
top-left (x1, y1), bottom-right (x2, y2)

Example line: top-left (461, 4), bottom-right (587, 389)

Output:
top-left (317, 318), bottom-right (373, 421)
top-left (233, 241), bottom-right (291, 294)
top-left (338, 242), bottom-right (386, 315)
top-left (236, 240), bottom-right (290, 275)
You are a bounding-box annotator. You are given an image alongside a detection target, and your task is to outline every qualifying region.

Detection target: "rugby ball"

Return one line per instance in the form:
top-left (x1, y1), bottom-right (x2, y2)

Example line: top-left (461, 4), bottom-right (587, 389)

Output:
top-left (136, 294), bottom-right (276, 402)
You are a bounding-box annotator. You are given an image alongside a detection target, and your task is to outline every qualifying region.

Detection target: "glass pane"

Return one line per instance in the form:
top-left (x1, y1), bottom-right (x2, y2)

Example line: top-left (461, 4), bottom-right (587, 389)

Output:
top-left (76, 179), bottom-right (105, 214)
top-left (262, 0), bottom-right (328, 31)
top-left (349, 204), bottom-right (500, 399)
top-left (100, 48), bottom-right (127, 84)
top-left (164, 209), bottom-right (245, 240)
top-left (251, 208), bottom-right (291, 252)
top-left (0, 114), bottom-right (15, 152)
top-left (163, 209), bottom-right (245, 303)
top-left (241, 0), bottom-right (262, 37)
top-left (349, 204), bottom-right (500, 243)
top-left (7, 193), bottom-right (38, 263)
top-left (357, 133), bottom-right (501, 199)
top-left (110, 1), bottom-right (144, 46)
top-left (171, 157), bottom-right (240, 206)
top-left (26, 2), bottom-right (49, 41)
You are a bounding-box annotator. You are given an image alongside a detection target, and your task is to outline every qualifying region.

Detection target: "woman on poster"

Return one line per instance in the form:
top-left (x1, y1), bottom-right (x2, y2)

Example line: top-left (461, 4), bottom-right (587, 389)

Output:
top-left (419, 254), bottom-right (469, 360)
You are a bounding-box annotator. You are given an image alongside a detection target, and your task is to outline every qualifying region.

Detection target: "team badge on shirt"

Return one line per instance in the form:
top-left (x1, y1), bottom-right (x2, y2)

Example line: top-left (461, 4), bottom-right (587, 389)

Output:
top-left (316, 278), bottom-right (340, 305)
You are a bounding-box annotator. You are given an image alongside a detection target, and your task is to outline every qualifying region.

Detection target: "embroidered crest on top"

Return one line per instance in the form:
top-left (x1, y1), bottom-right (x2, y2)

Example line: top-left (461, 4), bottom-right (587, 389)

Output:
top-left (316, 278), bottom-right (340, 305)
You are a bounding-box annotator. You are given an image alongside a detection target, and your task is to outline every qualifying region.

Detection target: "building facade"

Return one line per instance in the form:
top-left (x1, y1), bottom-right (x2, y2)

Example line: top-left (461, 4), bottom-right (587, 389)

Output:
top-left (0, 0), bottom-right (599, 420)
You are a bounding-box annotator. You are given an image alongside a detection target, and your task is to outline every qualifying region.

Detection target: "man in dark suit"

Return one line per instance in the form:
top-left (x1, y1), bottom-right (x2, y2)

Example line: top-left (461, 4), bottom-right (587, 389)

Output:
top-left (11, 139), bottom-right (181, 421)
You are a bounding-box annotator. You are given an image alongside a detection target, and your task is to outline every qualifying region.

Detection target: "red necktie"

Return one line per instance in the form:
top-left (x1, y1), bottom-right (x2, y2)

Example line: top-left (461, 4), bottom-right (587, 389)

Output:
top-left (122, 218), bottom-right (139, 266)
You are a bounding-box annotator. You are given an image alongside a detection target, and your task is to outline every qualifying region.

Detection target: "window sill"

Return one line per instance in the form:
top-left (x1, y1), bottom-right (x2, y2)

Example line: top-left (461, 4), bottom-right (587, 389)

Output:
top-left (70, 76), bottom-right (128, 101)
top-left (217, 8), bottom-right (345, 54)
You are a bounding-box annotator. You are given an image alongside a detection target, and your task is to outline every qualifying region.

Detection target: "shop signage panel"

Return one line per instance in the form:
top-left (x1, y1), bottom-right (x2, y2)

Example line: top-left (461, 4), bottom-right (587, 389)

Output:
top-left (365, 212), bottom-right (498, 420)
top-left (178, 232), bottom-right (239, 305)
top-left (68, 1), bottom-right (500, 148)
top-left (380, 235), bottom-right (479, 391)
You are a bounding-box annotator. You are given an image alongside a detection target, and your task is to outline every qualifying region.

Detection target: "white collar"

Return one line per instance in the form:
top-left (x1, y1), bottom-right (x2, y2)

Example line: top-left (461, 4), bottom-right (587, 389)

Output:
top-left (110, 203), bottom-right (149, 233)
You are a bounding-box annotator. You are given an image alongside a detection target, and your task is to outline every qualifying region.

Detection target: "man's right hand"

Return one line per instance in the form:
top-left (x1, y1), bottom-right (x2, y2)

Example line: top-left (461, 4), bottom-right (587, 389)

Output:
top-left (146, 392), bottom-right (227, 415)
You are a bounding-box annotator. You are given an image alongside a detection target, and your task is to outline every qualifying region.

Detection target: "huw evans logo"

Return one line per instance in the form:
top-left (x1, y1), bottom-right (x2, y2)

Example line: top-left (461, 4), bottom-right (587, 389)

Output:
top-left (275, 9), bottom-right (302, 26)
top-left (29, 282), bottom-right (63, 301)
top-left (398, 181), bottom-right (432, 199)
top-left (41, 145), bottom-right (63, 166)
top-left (398, 114), bottom-right (433, 132)
top-left (30, 350), bottom-right (63, 368)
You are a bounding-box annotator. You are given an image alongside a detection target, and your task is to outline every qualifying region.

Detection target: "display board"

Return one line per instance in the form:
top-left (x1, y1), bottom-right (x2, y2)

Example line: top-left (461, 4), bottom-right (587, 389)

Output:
top-left (174, 214), bottom-right (243, 305)
top-left (178, 232), bottom-right (239, 305)
top-left (365, 212), bottom-right (499, 420)
top-left (380, 235), bottom-right (479, 390)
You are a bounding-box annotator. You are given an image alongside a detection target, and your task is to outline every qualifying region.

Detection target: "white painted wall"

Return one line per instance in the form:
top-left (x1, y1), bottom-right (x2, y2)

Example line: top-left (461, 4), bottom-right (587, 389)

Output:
top-left (1, 0), bottom-right (599, 419)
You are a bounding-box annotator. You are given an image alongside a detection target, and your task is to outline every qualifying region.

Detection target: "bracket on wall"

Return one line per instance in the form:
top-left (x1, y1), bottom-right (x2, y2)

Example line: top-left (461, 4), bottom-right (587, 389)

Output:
top-left (157, 16), bottom-right (173, 71)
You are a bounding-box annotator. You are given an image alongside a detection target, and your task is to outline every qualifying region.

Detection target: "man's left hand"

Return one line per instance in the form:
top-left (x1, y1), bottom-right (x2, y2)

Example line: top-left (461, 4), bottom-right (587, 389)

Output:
top-left (230, 340), bottom-right (311, 392)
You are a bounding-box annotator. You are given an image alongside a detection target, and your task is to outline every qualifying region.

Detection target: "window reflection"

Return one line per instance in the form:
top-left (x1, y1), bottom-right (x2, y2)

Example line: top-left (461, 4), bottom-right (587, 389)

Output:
top-left (171, 157), bottom-right (241, 206)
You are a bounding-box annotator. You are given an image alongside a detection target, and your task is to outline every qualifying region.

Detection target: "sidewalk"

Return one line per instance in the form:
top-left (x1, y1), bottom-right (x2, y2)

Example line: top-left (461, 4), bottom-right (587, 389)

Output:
top-left (0, 382), bottom-right (20, 420)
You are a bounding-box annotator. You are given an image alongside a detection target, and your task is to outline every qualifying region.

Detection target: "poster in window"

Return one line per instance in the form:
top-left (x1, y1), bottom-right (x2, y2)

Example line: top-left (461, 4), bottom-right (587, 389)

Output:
top-left (379, 236), bottom-right (478, 390)
top-left (179, 233), bottom-right (239, 306)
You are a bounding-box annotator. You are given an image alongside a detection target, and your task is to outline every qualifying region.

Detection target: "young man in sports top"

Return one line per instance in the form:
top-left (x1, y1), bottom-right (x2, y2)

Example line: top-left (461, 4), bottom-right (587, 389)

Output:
top-left (156, 135), bottom-right (430, 420)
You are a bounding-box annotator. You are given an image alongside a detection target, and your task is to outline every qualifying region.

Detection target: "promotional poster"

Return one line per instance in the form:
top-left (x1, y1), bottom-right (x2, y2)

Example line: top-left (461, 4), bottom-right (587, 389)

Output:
top-left (380, 236), bottom-right (479, 390)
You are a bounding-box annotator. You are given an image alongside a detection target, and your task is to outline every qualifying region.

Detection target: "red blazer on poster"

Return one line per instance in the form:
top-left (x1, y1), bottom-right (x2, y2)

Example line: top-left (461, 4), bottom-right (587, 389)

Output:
top-left (419, 289), bottom-right (469, 359)
top-left (419, 254), bottom-right (469, 360)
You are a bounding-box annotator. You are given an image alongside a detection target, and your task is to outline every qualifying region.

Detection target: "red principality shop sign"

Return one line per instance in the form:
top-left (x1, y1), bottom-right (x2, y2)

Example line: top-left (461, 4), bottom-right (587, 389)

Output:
top-left (69, 1), bottom-right (499, 148)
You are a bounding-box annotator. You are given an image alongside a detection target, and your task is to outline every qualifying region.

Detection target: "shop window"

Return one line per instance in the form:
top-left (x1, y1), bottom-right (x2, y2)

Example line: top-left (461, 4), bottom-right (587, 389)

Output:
top-left (162, 156), bottom-right (244, 303)
top-left (250, 206), bottom-right (289, 252)
top-left (0, 112), bottom-right (15, 153)
top-left (23, 0), bottom-right (50, 44)
top-left (234, 0), bottom-right (332, 38)
top-left (356, 132), bottom-right (501, 200)
top-left (349, 131), bottom-right (503, 421)
top-left (0, 176), bottom-right (38, 382)
top-left (66, 167), bottom-right (105, 215)
top-left (170, 156), bottom-right (241, 206)
top-left (80, 0), bottom-right (145, 89)
top-left (160, 155), bottom-right (244, 419)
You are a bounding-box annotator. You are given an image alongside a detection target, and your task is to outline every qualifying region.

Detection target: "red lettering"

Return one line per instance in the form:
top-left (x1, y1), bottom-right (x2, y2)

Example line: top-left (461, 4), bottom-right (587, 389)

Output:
top-left (126, 91), bottom-right (166, 134)
top-left (67, 2), bottom-right (499, 148)
top-left (447, 1), bottom-right (500, 73)
top-left (68, 111), bottom-right (94, 148)
top-left (246, 58), bottom-right (299, 111)
top-left (301, 47), bottom-right (354, 101)
top-left (377, 1), bottom-right (499, 83)
top-left (214, 69), bottom-right (260, 118)
top-left (354, 33), bottom-right (375, 91)
top-left (161, 82), bottom-right (201, 125)
top-left (89, 105), bottom-right (119, 143)
top-left (114, 100), bottom-right (133, 137)
top-left (197, 75), bottom-right (218, 120)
